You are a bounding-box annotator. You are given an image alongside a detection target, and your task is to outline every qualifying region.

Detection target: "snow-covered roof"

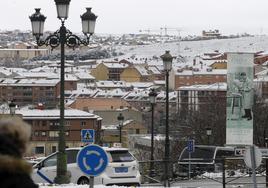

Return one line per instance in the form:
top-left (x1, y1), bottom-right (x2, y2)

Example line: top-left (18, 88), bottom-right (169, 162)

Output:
top-left (178, 82), bottom-right (227, 91)
top-left (103, 62), bottom-right (128, 69)
top-left (66, 87), bottom-right (99, 98)
top-left (15, 72), bottom-right (58, 79)
top-left (155, 91), bottom-right (177, 101)
top-left (254, 76), bottom-right (268, 82)
top-left (93, 88), bottom-right (128, 99)
top-left (16, 107), bottom-right (101, 120)
top-left (125, 82), bottom-right (154, 88)
top-left (134, 65), bottom-right (150, 76)
top-left (0, 78), bottom-right (60, 86)
top-left (256, 69), bottom-right (268, 76)
top-left (65, 74), bottom-right (78, 81)
top-left (102, 119), bottom-right (134, 129)
top-left (148, 66), bottom-right (161, 74)
top-left (153, 80), bottom-right (165, 85)
top-left (74, 72), bottom-right (95, 80)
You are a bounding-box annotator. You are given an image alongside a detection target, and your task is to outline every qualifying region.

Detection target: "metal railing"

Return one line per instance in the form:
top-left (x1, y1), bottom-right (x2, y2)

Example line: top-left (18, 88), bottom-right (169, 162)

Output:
top-left (138, 157), bottom-right (268, 187)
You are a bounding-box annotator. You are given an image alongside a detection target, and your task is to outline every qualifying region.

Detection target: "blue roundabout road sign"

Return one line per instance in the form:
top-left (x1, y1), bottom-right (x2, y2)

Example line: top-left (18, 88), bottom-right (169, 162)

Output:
top-left (77, 145), bottom-right (109, 176)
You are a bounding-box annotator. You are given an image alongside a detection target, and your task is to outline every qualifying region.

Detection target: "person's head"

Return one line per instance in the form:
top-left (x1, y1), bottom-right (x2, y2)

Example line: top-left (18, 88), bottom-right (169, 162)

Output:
top-left (0, 118), bottom-right (31, 158)
top-left (239, 72), bottom-right (247, 81)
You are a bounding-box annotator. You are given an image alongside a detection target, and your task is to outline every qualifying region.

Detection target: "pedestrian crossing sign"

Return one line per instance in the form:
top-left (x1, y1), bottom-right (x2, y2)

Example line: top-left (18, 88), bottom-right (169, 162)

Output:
top-left (81, 129), bottom-right (95, 143)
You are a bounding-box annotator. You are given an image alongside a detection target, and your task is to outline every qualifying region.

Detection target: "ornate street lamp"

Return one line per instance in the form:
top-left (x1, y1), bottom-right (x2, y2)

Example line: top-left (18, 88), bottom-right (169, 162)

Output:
top-left (161, 51), bottom-right (173, 187)
top-left (9, 101), bottom-right (16, 116)
top-left (81, 8), bottom-right (97, 36)
top-left (148, 88), bottom-right (157, 178)
top-left (206, 127), bottom-right (212, 145)
top-left (29, 1), bottom-right (97, 184)
top-left (54, 0), bottom-right (71, 20)
top-left (117, 113), bottom-right (124, 143)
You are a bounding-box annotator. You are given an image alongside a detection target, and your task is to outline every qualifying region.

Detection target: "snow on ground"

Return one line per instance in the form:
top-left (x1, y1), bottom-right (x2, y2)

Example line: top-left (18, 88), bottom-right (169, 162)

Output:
top-left (39, 184), bottom-right (168, 188)
top-left (115, 36), bottom-right (268, 62)
top-left (122, 36), bottom-right (268, 57)
top-left (39, 184), bottom-right (126, 188)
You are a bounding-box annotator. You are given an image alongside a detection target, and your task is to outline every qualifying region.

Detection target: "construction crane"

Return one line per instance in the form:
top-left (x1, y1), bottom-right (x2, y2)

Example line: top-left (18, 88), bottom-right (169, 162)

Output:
top-left (139, 29), bottom-right (162, 35)
top-left (160, 27), bottom-right (181, 37)
top-left (160, 27), bottom-right (183, 56)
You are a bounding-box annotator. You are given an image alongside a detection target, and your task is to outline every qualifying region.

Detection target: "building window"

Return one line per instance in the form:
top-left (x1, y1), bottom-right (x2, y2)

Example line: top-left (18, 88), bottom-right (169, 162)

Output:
top-left (136, 129), bottom-right (140, 134)
top-left (50, 121), bottom-right (59, 126)
top-left (81, 121), bottom-right (86, 126)
top-left (34, 131), bottom-right (39, 136)
top-left (49, 131), bottom-right (59, 137)
top-left (65, 121), bottom-right (71, 126)
top-left (41, 131), bottom-right (46, 136)
top-left (52, 146), bottom-right (57, 153)
top-left (35, 146), bottom-right (45, 154)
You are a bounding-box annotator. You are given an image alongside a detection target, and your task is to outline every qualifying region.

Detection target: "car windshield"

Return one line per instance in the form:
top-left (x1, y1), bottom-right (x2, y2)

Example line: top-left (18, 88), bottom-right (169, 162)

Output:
top-left (180, 147), bottom-right (216, 162)
top-left (109, 150), bottom-right (135, 162)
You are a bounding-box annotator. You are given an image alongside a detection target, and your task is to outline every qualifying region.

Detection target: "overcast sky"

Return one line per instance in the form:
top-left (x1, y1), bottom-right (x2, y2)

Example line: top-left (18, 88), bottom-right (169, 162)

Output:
top-left (1, 0), bottom-right (268, 36)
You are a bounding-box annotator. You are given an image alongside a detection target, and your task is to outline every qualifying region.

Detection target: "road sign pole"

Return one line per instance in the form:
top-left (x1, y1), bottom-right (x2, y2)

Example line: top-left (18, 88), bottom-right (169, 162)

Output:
top-left (188, 152), bottom-right (191, 179)
top-left (266, 158), bottom-right (268, 187)
top-left (89, 176), bottom-right (94, 188)
top-left (250, 146), bottom-right (257, 188)
top-left (222, 158), bottom-right (226, 188)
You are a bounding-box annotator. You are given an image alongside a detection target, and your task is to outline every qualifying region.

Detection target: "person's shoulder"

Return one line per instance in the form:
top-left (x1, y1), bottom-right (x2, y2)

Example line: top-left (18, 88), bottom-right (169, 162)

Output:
top-left (14, 173), bottom-right (39, 188)
top-left (0, 173), bottom-right (38, 188)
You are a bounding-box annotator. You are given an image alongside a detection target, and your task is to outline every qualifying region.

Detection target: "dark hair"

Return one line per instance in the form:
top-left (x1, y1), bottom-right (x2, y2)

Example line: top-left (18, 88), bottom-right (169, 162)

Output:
top-left (0, 118), bottom-right (31, 156)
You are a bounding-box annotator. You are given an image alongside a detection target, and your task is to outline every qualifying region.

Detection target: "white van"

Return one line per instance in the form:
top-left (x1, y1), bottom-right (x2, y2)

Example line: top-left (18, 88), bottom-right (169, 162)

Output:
top-left (32, 147), bottom-right (141, 186)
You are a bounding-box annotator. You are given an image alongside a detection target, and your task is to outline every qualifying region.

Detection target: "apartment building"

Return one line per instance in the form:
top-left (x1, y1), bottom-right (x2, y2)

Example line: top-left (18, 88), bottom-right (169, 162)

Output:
top-left (91, 62), bottom-right (129, 81)
top-left (170, 67), bottom-right (227, 90)
top-left (0, 79), bottom-right (60, 107)
top-left (15, 107), bottom-right (102, 156)
top-left (177, 82), bottom-right (227, 111)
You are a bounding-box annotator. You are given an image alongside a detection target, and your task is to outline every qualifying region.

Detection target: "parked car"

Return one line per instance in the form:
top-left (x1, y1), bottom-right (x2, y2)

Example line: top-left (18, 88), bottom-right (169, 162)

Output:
top-left (177, 145), bottom-right (235, 177)
top-left (32, 147), bottom-right (141, 186)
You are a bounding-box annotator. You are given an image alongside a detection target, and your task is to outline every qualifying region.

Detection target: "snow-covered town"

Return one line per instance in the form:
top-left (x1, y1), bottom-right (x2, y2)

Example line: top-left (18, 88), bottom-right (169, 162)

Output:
top-left (2, 0), bottom-right (268, 188)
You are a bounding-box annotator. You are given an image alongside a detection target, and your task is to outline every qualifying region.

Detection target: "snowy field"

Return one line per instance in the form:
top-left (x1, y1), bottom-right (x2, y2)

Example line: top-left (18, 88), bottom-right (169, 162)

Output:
top-left (116, 36), bottom-right (268, 60)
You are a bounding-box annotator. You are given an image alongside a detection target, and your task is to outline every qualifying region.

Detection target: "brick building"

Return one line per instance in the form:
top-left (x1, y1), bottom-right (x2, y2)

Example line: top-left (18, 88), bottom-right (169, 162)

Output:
top-left (15, 107), bottom-right (102, 156)
top-left (170, 67), bottom-right (227, 90)
top-left (0, 77), bottom-right (78, 107)
top-left (178, 82), bottom-right (227, 111)
top-left (0, 79), bottom-right (60, 107)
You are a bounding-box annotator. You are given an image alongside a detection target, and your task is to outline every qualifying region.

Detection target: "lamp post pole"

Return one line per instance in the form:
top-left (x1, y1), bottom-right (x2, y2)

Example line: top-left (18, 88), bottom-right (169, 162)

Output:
top-left (56, 21), bottom-right (67, 184)
top-left (161, 51), bottom-right (173, 187)
top-left (29, 1), bottom-right (97, 184)
top-left (117, 113), bottom-right (124, 144)
top-left (9, 100), bottom-right (16, 116)
top-left (149, 88), bottom-right (157, 178)
top-left (119, 124), bottom-right (122, 143)
top-left (265, 137), bottom-right (268, 187)
top-left (206, 127), bottom-right (212, 145)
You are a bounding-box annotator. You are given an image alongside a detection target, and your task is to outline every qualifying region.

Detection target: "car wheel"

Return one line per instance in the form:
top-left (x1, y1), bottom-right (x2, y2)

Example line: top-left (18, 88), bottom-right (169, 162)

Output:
top-left (77, 177), bottom-right (89, 185)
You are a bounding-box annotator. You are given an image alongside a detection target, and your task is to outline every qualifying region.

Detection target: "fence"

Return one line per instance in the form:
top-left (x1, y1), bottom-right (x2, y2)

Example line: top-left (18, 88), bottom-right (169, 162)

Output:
top-left (138, 157), bottom-right (268, 187)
